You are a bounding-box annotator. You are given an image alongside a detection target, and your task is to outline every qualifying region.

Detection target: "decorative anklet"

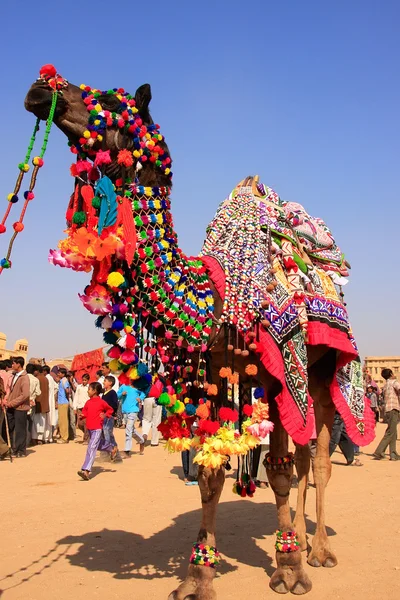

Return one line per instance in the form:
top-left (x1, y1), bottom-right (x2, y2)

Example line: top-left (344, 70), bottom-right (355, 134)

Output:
top-left (190, 543), bottom-right (221, 568)
top-left (263, 452), bottom-right (295, 471)
top-left (275, 530), bottom-right (300, 552)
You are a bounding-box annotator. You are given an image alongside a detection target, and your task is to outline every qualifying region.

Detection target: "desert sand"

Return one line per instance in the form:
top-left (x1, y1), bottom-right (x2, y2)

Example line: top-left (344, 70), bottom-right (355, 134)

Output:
top-left (1, 422), bottom-right (399, 600)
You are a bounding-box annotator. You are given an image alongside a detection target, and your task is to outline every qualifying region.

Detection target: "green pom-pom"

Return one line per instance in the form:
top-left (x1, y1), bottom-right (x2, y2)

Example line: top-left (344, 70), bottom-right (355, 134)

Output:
top-left (72, 211), bottom-right (87, 225)
top-left (158, 392), bottom-right (171, 406)
top-left (92, 196), bottom-right (101, 209)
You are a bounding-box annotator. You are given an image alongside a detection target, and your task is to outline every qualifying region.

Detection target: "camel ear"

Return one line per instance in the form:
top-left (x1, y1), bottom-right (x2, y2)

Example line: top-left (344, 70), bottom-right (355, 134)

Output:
top-left (135, 83), bottom-right (152, 119)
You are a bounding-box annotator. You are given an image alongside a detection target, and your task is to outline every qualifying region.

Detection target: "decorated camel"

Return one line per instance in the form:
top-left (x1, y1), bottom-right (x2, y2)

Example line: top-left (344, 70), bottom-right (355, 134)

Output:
top-left (2, 65), bottom-right (375, 598)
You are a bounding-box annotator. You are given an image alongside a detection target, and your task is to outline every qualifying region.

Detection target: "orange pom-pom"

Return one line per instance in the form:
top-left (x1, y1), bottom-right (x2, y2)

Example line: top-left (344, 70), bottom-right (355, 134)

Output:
top-left (207, 384), bottom-right (218, 396)
top-left (219, 367), bottom-right (232, 378)
top-left (245, 364), bottom-right (258, 376)
top-left (196, 403), bottom-right (210, 419)
top-left (229, 372), bottom-right (239, 385)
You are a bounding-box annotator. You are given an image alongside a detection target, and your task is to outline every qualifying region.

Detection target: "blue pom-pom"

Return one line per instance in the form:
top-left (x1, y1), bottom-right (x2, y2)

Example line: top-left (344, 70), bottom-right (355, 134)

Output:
top-left (10, 195), bottom-right (19, 204)
top-left (143, 373), bottom-right (152, 384)
top-left (111, 319), bottom-right (124, 331)
top-left (185, 404), bottom-right (196, 416)
top-left (253, 387), bottom-right (265, 399)
top-left (137, 362), bottom-right (148, 377)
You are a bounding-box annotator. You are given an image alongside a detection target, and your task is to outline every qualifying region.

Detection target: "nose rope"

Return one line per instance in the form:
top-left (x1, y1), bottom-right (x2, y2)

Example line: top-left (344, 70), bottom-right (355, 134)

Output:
top-left (0, 67), bottom-right (60, 274)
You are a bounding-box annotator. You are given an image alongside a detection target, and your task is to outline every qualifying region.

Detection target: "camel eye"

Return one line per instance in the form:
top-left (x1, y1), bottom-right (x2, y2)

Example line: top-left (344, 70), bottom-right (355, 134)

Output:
top-left (97, 94), bottom-right (122, 112)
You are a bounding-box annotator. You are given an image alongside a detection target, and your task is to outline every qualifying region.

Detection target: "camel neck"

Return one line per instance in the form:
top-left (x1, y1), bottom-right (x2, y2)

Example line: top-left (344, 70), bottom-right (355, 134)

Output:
top-left (127, 186), bottom-right (215, 348)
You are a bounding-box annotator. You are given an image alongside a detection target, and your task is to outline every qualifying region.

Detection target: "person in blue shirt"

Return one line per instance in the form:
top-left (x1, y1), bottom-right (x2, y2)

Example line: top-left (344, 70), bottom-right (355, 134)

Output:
top-left (117, 381), bottom-right (145, 457)
top-left (57, 368), bottom-right (71, 444)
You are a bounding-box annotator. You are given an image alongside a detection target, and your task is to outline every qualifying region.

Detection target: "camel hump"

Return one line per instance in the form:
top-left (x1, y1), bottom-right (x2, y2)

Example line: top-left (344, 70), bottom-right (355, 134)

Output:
top-left (235, 175), bottom-right (263, 197)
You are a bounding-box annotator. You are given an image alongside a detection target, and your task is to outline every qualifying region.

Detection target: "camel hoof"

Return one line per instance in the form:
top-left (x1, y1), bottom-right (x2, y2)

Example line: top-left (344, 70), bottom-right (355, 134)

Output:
top-left (291, 580), bottom-right (312, 595)
top-left (307, 551), bottom-right (337, 569)
top-left (270, 569), bottom-right (312, 595)
top-left (269, 576), bottom-right (290, 594)
top-left (307, 556), bottom-right (321, 568)
top-left (323, 556), bottom-right (337, 568)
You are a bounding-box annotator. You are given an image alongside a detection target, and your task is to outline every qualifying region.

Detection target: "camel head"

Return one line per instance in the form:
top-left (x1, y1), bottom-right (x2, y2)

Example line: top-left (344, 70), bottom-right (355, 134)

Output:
top-left (24, 65), bottom-right (172, 187)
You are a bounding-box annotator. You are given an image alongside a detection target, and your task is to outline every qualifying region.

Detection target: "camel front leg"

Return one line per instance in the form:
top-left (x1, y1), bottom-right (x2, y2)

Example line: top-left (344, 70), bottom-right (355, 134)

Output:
top-left (307, 399), bottom-right (337, 568)
top-left (266, 408), bottom-right (312, 595)
top-left (293, 444), bottom-right (311, 551)
top-left (169, 465), bottom-right (225, 600)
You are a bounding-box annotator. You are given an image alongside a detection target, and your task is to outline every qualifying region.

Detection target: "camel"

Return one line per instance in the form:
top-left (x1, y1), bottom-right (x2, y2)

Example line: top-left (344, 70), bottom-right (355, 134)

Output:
top-left (24, 66), bottom-right (375, 599)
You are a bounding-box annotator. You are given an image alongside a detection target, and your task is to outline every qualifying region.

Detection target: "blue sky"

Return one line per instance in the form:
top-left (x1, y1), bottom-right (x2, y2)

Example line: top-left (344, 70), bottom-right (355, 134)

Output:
top-left (0, 1), bottom-right (398, 361)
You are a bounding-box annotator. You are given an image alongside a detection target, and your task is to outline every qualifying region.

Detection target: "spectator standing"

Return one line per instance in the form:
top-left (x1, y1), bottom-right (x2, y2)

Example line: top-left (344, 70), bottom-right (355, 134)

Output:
top-left (366, 385), bottom-right (379, 424)
top-left (26, 364), bottom-right (41, 447)
top-left (67, 372), bottom-right (77, 441)
top-left (73, 373), bottom-right (90, 443)
top-left (32, 366), bottom-right (51, 444)
top-left (0, 377), bottom-right (10, 459)
top-left (142, 379), bottom-right (163, 447)
top-left (0, 360), bottom-right (13, 401)
top-left (6, 357), bottom-right (30, 457)
top-left (374, 369), bottom-right (400, 460)
top-left (57, 368), bottom-right (71, 444)
top-left (43, 366), bottom-right (57, 442)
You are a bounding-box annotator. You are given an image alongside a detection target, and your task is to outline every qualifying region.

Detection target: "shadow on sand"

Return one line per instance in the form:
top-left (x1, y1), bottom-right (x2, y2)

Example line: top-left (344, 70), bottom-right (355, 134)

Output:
top-left (56, 501), bottom-right (336, 580)
top-left (1, 500), bottom-right (336, 592)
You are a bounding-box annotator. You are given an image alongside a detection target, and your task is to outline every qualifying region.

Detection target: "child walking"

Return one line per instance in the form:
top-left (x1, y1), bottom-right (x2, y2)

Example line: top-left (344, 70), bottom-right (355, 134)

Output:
top-left (78, 382), bottom-right (118, 481)
top-left (117, 381), bottom-right (146, 457)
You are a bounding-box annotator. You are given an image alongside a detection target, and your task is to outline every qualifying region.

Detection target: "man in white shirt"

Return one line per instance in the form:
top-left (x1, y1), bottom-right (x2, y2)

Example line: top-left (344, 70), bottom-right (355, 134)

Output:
top-left (74, 373), bottom-right (90, 443)
top-left (99, 362), bottom-right (119, 392)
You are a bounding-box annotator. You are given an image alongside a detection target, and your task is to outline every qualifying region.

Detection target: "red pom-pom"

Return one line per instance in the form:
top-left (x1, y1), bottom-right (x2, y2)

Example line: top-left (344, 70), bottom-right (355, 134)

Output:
top-left (13, 222), bottom-right (24, 232)
top-left (0, 224), bottom-right (6, 234)
top-left (219, 407), bottom-right (239, 422)
top-left (242, 404), bottom-right (253, 417)
top-left (40, 64), bottom-right (57, 78)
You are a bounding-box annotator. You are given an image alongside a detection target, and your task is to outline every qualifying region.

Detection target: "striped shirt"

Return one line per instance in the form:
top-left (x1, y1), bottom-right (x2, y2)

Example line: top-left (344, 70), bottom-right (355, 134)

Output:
top-left (382, 378), bottom-right (400, 412)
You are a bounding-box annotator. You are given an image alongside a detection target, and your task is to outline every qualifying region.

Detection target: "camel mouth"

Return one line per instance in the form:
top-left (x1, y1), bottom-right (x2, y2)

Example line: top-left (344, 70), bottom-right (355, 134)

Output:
top-left (24, 82), bottom-right (67, 121)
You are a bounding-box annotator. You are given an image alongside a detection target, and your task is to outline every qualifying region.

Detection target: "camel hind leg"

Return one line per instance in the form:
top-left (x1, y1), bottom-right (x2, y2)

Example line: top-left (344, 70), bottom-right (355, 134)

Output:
top-left (168, 465), bottom-right (225, 600)
top-left (267, 400), bottom-right (312, 595)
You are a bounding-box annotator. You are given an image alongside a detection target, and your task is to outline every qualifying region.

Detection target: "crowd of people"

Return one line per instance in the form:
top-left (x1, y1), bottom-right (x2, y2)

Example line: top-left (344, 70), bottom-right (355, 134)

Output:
top-left (0, 358), bottom-right (164, 480)
top-left (1, 358), bottom-right (399, 481)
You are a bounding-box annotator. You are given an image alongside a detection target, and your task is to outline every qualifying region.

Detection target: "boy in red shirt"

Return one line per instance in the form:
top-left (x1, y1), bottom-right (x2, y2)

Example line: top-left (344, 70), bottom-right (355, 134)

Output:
top-left (78, 382), bottom-right (117, 481)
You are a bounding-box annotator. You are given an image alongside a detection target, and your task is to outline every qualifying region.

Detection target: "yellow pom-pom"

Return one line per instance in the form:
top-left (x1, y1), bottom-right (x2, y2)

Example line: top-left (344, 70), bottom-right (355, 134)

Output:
top-left (165, 168), bottom-right (171, 175)
top-left (7, 193), bottom-right (14, 201)
top-left (107, 271), bottom-right (125, 287)
top-left (124, 326), bottom-right (133, 333)
top-left (133, 150), bottom-right (141, 158)
top-left (97, 135), bottom-right (103, 142)
top-left (183, 397), bottom-right (190, 404)
top-left (20, 163), bottom-right (30, 172)
top-left (129, 367), bottom-right (138, 380)
top-left (94, 104), bottom-right (102, 112)
top-left (94, 119), bottom-right (100, 126)
top-left (109, 359), bottom-right (120, 372)
top-left (80, 84), bottom-right (86, 90)
top-left (83, 130), bottom-right (91, 139)
top-left (175, 401), bottom-right (185, 415)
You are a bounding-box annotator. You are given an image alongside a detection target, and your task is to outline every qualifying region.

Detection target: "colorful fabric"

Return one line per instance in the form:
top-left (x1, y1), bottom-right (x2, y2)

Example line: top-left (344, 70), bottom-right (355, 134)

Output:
top-left (202, 183), bottom-right (374, 446)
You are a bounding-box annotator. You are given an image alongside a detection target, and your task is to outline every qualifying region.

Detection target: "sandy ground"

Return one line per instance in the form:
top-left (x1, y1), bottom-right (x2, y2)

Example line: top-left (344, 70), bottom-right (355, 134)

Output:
top-left (1, 421), bottom-right (399, 600)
